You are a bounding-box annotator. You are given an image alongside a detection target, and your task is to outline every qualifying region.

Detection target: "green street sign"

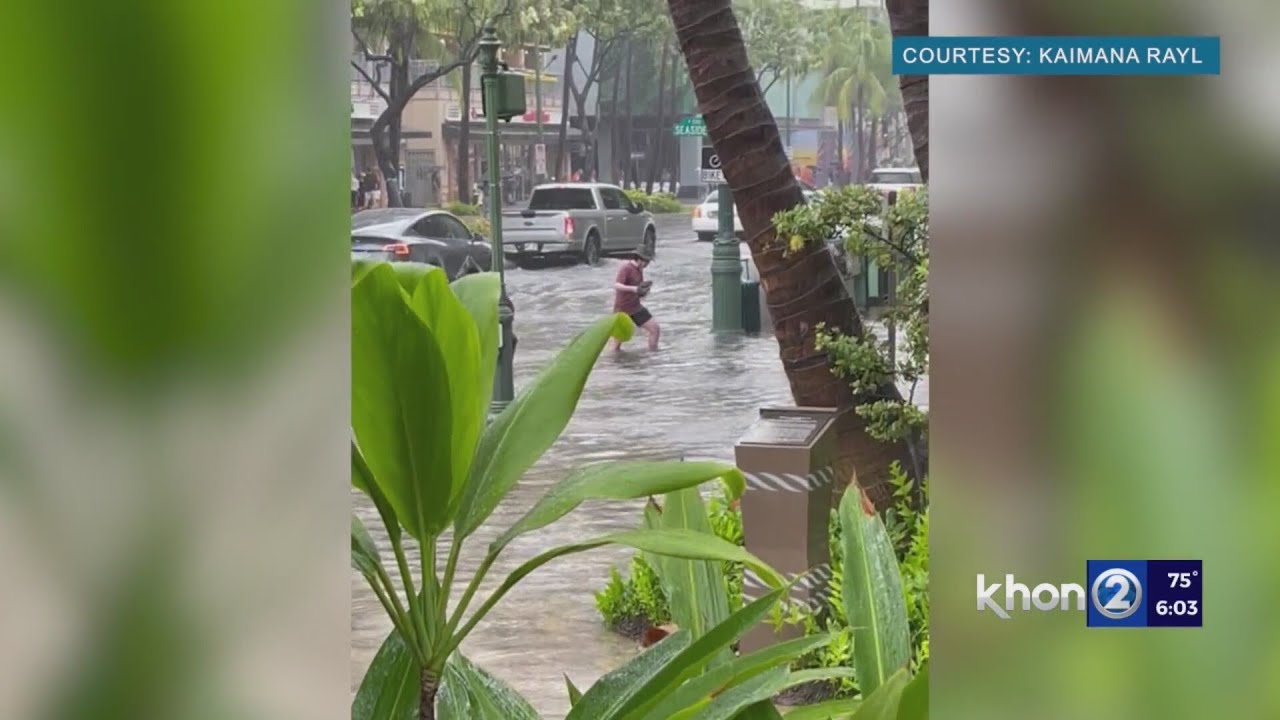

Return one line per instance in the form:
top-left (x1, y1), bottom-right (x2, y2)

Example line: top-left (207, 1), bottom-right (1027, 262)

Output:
top-left (673, 116), bottom-right (706, 136)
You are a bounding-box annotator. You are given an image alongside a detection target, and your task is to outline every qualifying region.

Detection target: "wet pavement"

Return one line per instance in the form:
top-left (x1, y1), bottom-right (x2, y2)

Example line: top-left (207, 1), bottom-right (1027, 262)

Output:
top-left (351, 213), bottom-right (927, 716)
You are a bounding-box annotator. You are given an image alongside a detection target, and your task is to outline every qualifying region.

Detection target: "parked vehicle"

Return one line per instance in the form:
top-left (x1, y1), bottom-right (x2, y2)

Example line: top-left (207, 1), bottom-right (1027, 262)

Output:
top-left (866, 167), bottom-right (924, 196)
top-left (351, 208), bottom-right (492, 280)
top-left (500, 183), bottom-right (657, 267)
top-left (693, 189), bottom-right (814, 242)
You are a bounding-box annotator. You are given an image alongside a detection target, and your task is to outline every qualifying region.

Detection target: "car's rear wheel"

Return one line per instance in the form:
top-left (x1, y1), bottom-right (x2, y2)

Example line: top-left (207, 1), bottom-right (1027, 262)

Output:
top-left (581, 233), bottom-right (602, 266)
top-left (643, 227), bottom-right (657, 257)
top-left (696, 232), bottom-right (715, 243)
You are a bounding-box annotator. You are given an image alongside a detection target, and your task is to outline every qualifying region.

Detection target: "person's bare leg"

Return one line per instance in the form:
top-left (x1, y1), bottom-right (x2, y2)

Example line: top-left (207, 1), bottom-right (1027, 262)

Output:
top-left (643, 320), bottom-right (660, 350)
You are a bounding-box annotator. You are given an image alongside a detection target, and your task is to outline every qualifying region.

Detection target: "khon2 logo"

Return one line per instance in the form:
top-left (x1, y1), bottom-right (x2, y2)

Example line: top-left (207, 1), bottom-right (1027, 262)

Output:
top-left (976, 560), bottom-right (1202, 627)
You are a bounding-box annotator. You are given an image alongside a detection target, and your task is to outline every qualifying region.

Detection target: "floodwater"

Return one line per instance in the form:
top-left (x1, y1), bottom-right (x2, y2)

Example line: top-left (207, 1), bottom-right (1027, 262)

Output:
top-left (351, 214), bottom-right (928, 717)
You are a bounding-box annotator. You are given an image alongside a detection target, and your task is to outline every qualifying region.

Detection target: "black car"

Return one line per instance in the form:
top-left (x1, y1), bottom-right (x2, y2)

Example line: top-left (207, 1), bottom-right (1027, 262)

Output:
top-left (351, 208), bottom-right (492, 279)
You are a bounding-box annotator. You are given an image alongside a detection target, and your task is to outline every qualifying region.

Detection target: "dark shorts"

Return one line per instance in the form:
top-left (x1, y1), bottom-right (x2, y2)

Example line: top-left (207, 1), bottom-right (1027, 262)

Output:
top-left (628, 307), bottom-right (653, 328)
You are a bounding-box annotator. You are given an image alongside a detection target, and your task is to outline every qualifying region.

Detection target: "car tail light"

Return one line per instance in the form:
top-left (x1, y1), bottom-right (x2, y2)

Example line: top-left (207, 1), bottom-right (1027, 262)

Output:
top-left (385, 243), bottom-right (410, 257)
top-left (563, 215), bottom-right (575, 237)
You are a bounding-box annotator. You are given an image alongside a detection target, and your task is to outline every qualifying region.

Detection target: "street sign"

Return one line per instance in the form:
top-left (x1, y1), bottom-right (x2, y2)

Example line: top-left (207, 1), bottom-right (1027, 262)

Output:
top-left (674, 116), bottom-right (707, 136)
top-left (700, 146), bottom-right (724, 184)
top-left (533, 143), bottom-right (546, 175)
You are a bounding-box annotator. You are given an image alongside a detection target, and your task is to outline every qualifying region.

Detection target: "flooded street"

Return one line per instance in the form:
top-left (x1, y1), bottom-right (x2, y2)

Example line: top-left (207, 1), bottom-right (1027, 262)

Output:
top-left (351, 214), bottom-right (927, 716)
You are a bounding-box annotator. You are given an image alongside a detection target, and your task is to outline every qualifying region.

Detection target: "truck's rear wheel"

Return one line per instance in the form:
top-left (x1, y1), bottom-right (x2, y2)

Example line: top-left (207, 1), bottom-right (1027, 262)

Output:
top-left (642, 227), bottom-right (657, 257)
top-left (581, 233), bottom-right (602, 266)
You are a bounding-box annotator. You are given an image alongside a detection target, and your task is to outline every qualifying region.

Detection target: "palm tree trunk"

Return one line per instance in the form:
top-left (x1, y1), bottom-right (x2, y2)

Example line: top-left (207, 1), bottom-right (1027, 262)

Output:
top-left (666, 0), bottom-right (916, 504)
top-left (852, 88), bottom-right (864, 182)
top-left (456, 59), bottom-right (473, 203)
top-left (555, 36), bottom-right (577, 181)
top-left (646, 41), bottom-right (671, 194)
top-left (885, 0), bottom-right (928, 181)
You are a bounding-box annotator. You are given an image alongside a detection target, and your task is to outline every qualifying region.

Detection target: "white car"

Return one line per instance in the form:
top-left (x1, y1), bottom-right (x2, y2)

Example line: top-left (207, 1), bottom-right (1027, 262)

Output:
top-left (693, 189), bottom-right (815, 242)
top-left (866, 167), bottom-right (923, 196)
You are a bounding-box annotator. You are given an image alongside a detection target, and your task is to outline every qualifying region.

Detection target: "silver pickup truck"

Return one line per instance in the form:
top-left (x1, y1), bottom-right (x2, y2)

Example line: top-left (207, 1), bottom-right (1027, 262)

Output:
top-left (501, 183), bottom-right (657, 267)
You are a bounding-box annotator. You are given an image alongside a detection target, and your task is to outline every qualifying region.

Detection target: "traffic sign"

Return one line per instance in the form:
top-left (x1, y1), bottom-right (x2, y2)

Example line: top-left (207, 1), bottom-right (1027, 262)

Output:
top-left (674, 116), bottom-right (707, 137)
top-left (700, 146), bottom-right (724, 183)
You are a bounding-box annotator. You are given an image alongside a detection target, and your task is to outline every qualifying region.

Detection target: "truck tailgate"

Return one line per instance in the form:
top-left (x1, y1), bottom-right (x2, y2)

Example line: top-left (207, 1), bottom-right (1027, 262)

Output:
top-left (501, 210), bottom-right (570, 247)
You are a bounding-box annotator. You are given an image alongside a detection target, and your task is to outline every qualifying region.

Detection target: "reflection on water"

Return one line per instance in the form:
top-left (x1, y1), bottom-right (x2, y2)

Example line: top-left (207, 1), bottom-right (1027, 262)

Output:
top-left (351, 215), bottom-right (927, 716)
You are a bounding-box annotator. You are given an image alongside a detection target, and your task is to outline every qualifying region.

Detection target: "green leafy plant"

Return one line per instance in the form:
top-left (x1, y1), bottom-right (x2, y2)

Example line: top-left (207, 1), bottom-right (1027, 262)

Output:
top-left (595, 555), bottom-right (672, 638)
top-left (775, 488), bottom-right (924, 719)
top-left (594, 485), bottom-right (745, 633)
top-left (444, 200), bottom-right (481, 216)
top-left (350, 261), bottom-right (785, 719)
top-left (624, 189), bottom-right (686, 214)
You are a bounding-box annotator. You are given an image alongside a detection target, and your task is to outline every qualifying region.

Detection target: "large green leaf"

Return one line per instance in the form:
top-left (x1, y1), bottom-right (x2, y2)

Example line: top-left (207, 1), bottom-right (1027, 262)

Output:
top-left (567, 632), bottom-right (694, 720)
top-left (895, 665), bottom-right (927, 720)
top-left (464, 529), bottom-right (785, 650)
top-left (839, 488), bottom-right (910, 696)
top-left (406, 268), bottom-right (486, 511)
top-left (686, 667), bottom-right (790, 720)
top-left (608, 587), bottom-right (790, 720)
top-left (782, 696), bottom-right (862, 720)
top-left (352, 628), bottom-right (418, 720)
top-left (352, 440), bottom-right (400, 544)
top-left (493, 461), bottom-right (744, 552)
top-left (440, 653), bottom-right (540, 720)
top-left (849, 668), bottom-right (909, 720)
top-left (351, 514), bottom-right (383, 580)
top-left (449, 272), bottom-right (501, 413)
top-left (566, 674), bottom-right (583, 706)
top-left (643, 487), bottom-right (735, 668)
top-left (351, 264), bottom-right (454, 541)
top-left (640, 634), bottom-right (835, 720)
top-left (738, 703), bottom-right (786, 720)
top-left (453, 313), bottom-right (634, 539)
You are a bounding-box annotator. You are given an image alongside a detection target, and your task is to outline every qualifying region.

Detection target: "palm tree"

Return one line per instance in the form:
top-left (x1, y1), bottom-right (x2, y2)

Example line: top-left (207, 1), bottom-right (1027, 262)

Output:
top-left (886, 0), bottom-right (928, 181)
top-left (665, 0), bottom-right (916, 503)
top-left (810, 7), bottom-right (894, 183)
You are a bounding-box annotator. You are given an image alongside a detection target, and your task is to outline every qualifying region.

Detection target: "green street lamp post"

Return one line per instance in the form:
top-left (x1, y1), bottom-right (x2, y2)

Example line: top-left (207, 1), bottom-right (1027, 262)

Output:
top-left (710, 183), bottom-right (742, 333)
top-left (478, 24), bottom-right (525, 412)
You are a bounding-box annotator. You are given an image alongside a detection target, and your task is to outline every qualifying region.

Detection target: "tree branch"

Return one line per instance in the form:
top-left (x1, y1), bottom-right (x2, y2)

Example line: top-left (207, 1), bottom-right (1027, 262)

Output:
top-left (352, 61), bottom-right (393, 104)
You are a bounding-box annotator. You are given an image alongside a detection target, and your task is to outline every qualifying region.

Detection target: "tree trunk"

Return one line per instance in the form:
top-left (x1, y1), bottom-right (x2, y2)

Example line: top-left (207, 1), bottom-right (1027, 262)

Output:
top-left (456, 59), bottom-right (474, 204)
top-left (664, 49), bottom-right (680, 188)
top-left (835, 117), bottom-right (845, 185)
top-left (666, 0), bottom-right (916, 504)
top-left (646, 41), bottom-right (671, 194)
top-left (622, 36), bottom-right (635, 187)
top-left (555, 36), bottom-right (577, 180)
top-left (885, 0), bottom-right (928, 181)
top-left (867, 114), bottom-right (879, 175)
top-left (608, 52), bottom-right (623, 182)
top-left (852, 89), bottom-right (864, 182)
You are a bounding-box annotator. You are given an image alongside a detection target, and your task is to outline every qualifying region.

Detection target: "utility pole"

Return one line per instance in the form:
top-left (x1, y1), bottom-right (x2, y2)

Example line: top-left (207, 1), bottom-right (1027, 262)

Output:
top-left (534, 45), bottom-right (544, 183)
top-left (479, 25), bottom-right (517, 411)
top-left (709, 181), bottom-right (742, 333)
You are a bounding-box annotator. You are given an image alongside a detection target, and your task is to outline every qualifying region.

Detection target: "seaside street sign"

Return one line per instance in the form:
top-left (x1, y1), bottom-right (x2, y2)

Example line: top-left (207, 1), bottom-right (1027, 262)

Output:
top-left (673, 116), bottom-right (707, 136)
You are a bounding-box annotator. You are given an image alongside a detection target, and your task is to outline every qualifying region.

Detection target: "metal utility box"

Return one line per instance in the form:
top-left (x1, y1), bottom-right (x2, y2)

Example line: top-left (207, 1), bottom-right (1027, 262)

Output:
top-left (734, 406), bottom-right (842, 653)
top-left (481, 72), bottom-right (526, 121)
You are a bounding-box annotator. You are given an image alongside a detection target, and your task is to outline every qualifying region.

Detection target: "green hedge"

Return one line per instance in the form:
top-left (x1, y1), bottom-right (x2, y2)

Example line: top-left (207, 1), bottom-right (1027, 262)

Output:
top-left (624, 189), bottom-right (686, 214)
top-left (444, 201), bottom-right (481, 216)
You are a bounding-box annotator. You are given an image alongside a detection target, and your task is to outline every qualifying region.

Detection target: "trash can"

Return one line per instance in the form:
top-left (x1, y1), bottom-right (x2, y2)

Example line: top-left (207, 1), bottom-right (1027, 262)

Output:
top-left (734, 406), bottom-right (843, 653)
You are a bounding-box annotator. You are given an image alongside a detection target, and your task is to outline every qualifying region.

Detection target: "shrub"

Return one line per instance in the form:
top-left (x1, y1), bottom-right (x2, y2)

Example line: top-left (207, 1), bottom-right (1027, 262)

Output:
top-left (460, 215), bottom-right (490, 238)
top-left (624, 189), bottom-right (685, 214)
top-left (444, 200), bottom-right (481, 216)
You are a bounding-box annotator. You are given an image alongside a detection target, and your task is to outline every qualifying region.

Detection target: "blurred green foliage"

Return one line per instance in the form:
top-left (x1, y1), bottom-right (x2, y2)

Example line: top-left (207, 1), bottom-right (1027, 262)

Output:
top-left (622, 189), bottom-right (686, 214)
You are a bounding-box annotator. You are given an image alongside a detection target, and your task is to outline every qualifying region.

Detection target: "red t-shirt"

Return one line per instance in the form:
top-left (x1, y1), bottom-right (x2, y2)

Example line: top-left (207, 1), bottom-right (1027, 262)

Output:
top-left (613, 261), bottom-right (644, 313)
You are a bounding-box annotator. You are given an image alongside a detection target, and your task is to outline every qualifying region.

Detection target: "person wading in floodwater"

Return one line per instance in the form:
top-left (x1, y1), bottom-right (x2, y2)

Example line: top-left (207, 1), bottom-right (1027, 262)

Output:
top-left (611, 248), bottom-right (659, 352)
